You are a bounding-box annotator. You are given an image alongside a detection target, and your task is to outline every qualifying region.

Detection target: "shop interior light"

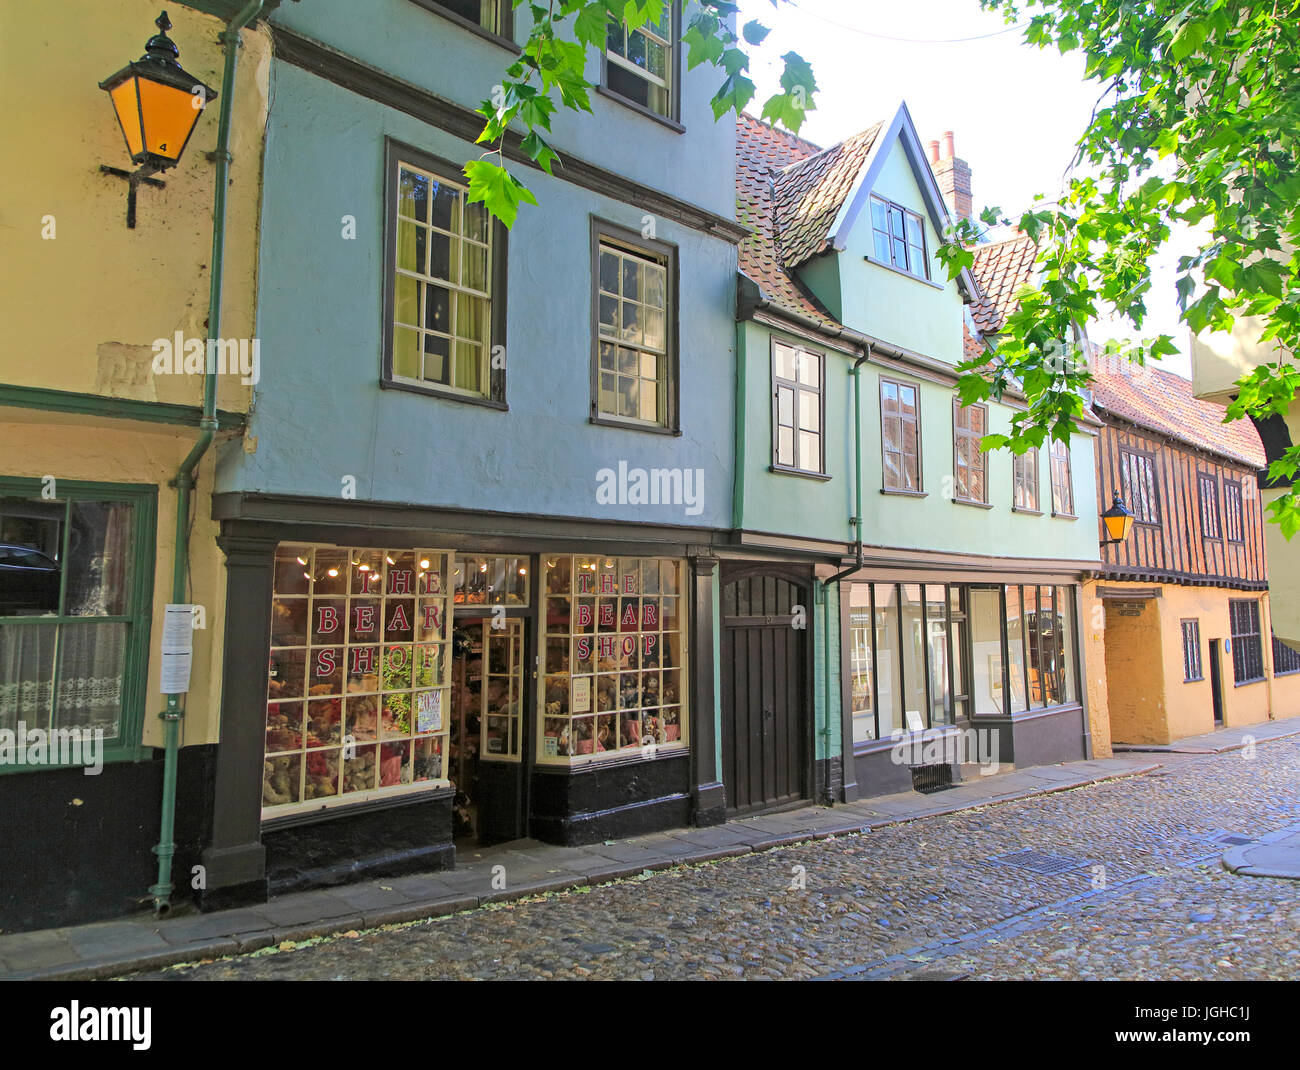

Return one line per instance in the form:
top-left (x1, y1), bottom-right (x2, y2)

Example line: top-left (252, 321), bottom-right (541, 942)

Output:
top-left (419, 559), bottom-right (430, 569)
top-left (327, 568), bottom-right (339, 578)
top-left (99, 11), bottom-right (217, 228)
top-left (296, 556), bottom-right (307, 566)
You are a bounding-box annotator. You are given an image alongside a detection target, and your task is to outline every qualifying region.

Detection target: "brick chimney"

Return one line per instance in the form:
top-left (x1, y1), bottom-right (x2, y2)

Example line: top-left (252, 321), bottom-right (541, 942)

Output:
top-left (932, 130), bottom-right (972, 226)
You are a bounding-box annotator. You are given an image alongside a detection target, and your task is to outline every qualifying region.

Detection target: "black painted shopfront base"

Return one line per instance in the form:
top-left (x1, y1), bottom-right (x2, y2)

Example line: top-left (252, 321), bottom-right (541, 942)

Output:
top-left (530, 752), bottom-right (692, 845)
top-left (0, 745), bottom-right (216, 934)
top-left (261, 787), bottom-right (456, 897)
top-left (692, 781), bottom-right (727, 828)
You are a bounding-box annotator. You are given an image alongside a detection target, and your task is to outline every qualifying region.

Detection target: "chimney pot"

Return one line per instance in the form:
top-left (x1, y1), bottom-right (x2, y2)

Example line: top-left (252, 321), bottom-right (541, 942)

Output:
top-left (942, 131), bottom-right (956, 159)
top-left (928, 139), bottom-right (940, 165)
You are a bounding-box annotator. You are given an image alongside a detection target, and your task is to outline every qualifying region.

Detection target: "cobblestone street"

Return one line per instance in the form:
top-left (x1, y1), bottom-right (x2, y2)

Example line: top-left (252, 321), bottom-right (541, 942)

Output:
top-left (130, 740), bottom-right (1300, 981)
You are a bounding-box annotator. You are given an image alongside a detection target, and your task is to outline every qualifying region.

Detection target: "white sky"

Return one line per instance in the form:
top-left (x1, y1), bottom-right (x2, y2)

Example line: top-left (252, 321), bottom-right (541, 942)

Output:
top-left (736, 0), bottom-right (1193, 376)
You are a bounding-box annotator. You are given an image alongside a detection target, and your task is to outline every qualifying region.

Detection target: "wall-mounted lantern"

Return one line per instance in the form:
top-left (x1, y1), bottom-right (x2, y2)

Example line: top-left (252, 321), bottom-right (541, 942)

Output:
top-left (99, 11), bottom-right (217, 228)
top-left (1100, 494), bottom-right (1136, 547)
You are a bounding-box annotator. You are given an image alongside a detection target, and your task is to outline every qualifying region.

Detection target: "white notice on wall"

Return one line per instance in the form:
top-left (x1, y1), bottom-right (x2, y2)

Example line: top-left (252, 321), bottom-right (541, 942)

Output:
top-left (162, 604), bottom-right (195, 654)
top-left (417, 690), bottom-right (443, 733)
top-left (160, 604), bottom-right (195, 694)
top-left (160, 652), bottom-right (193, 695)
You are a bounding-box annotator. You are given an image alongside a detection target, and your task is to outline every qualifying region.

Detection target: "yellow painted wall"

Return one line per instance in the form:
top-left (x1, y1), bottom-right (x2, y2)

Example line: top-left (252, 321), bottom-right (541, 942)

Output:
top-left (0, 1), bottom-right (270, 408)
top-left (1264, 594), bottom-right (1300, 718)
top-left (1080, 582), bottom-right (1113, 758)
top-left (0, 411), bottom-right (232, 746)
top-left (1091, 580), bottom-right (1297, 746)
top-left (0, 2), bottom-right (271, 749)
top-left (1100, 590), bottom-right (1170, 745)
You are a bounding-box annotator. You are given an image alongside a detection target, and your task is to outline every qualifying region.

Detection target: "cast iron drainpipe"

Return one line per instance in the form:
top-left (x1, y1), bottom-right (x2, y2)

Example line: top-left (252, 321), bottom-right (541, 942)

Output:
top-left (150, 0), bottom-right (264, 919)
top-left (818, 346), bottom-right (872, 803)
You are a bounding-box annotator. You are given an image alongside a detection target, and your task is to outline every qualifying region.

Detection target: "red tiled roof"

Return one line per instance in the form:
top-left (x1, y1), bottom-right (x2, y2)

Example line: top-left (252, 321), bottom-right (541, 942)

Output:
top-left (1090, 362), bottom-right (1266, 469)
top-left (735, 113), bottom-right (841, 325)
top-left (772, 123), bottom-right (883, 267)
top-left (969, 232), bottom-right (1038, 333)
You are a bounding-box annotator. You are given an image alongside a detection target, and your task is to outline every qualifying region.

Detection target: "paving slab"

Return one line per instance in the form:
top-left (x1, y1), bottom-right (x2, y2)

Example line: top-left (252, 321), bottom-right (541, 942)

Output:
top-left (1113, 715), bottom-right (1300, 755)
top-left (1222, 822), bottom-right (1300, 879)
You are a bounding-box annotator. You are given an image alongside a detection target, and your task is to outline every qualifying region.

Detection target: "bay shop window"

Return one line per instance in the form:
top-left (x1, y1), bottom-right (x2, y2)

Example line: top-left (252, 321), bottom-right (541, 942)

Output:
top-left (848, 582), bottom-right (1079, 745)
top-left (264, 547), bottom-right (690, 814)
top-left (542, 555), bottom-right (686, 764)
top-left (264, 546), bottom-right (455, 813)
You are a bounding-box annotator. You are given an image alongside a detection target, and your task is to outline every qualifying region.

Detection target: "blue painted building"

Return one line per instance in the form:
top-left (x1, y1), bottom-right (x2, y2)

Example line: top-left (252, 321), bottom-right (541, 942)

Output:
top-left (201, 0), bottom-right (746, 907)
top-left (727, 110), bottom-right (1104, 808)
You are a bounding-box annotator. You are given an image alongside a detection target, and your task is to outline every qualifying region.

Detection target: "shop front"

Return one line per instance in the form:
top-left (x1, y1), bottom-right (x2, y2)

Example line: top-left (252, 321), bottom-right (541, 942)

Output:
top-left (200, 504), bottom-right (721, 911)
top-left (841, 576), bottom-right (1089, 797)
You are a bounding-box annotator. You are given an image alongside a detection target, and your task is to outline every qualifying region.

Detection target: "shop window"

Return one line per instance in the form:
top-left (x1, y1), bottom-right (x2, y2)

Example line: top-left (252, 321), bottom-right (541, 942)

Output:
top-left (873, 583), bottom-right (901, 738)
top-left (541, 555), bottom-right (685, 763)
top-left (410, 0), bottom-right (512, 38)
top-left (924, 584), bottom-right (952, 726)
top-left (969, 588), bottom-right (1004, 716)
top-left (1274, 634), bottom-right (1300, 676)
top-left (453, 555), bottom-right (530, 606)
top-left (881, 378), bottom-right (921, 492)
top-left (1057, 586), bottom-right (1077, 704)
top-left (1182, 619), bottom-right (1203, 682)
top-left (1012, 449), bottom-right (1039, 512)
top-left (1004, 586), bottom-right (1030, 712)
top-left (1050, 439), bottom-right (1074, 516)
top-left (952, 399), bottom-right (987, 504)
top-left (264, 545), bottom-right (453, 813)
top-left (848, 585), bottom-right (875, 743)
top-left (603, 4), bottom-right (677, 120)
top-left (1229, 599), bottom-right (1264, 684)
top-left (870, 196), bottom-right (929, 280)
top-left (1223, 480), bottom-right (1244, 543)
top-left (0, 481), bottom-right (155, 768)
top-left (384, 145), bottom-right (506, 404)
top-left (772, 340), bottom-right (824, 475)
top-left (593, 224), bottom-right (676, 430)
top-left (1119, 447), bottom-right (1160, 525)
top-left (1198, 474), bottom-right (1221, 539)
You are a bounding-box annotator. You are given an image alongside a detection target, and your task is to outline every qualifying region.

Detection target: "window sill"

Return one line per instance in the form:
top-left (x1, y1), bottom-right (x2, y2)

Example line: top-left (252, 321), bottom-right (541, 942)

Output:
top-left (953, 497), bottom-right (992, 510)
top-left (1012, 506), bottom-right (1043, 516)
top-left (406, 1), bottom-right (520, 53)
top-left (590, 413), bottom-right (681, 437)
top-left (1051, 512), bottom-right (1078, 521)
top-left (1184, 676), bottom-right (1205, 683)
top-left (381, 376), bottom-right (508, 410)
top-left (1275, 669), bottom-right (1300, 677)
top-left (1234, 677), bottom-right (1265, 688)
top-left (0, 743), bottom-right (152, 776)
top-left (880, 487), bottom-right (927, 498)
top-left (862, 255), bottom-right (945, 290)
top-left (596, 84), bottom-right (685, 133)
top-left (770, 464), bottom-right (831, 482)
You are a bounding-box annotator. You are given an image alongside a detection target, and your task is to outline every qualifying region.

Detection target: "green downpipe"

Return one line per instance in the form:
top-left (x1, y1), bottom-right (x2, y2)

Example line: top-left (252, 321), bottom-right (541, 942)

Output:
top-left (731, 327), bottom-right (748, 530)
top-left (150, 0), bottom-right (264, 918)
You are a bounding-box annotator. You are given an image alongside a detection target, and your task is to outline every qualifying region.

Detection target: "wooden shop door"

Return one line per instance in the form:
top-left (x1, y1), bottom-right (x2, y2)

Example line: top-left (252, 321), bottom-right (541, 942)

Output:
top-left (719, 565), bottom-right (811, 815)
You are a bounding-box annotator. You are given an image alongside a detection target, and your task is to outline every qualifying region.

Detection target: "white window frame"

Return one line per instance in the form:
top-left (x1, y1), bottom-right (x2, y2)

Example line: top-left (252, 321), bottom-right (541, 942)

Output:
top-left (870, 195), bottom-right (929, 280)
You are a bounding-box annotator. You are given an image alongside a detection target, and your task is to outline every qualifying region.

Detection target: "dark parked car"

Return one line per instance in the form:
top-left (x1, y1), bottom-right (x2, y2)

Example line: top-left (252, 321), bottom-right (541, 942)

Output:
top-left (0, 543), bottom-right (61, 614)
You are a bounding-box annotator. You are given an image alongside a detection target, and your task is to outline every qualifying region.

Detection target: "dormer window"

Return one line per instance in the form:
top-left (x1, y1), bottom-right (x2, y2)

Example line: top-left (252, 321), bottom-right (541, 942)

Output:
top-left (870, 195), bottom-right (929, 281)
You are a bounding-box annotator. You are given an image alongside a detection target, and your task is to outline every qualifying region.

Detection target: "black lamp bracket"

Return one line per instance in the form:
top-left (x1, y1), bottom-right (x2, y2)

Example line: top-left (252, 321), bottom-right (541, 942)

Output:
top-left (99, 164), bottom-right (167, 229)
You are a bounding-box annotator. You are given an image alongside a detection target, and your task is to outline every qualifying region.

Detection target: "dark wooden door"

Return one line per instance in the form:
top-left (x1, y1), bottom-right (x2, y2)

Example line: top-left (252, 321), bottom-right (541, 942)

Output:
top-left (719, 567), bottom-right (810, 815)
top-left (1209, 639), bottom-right (1224, 725)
